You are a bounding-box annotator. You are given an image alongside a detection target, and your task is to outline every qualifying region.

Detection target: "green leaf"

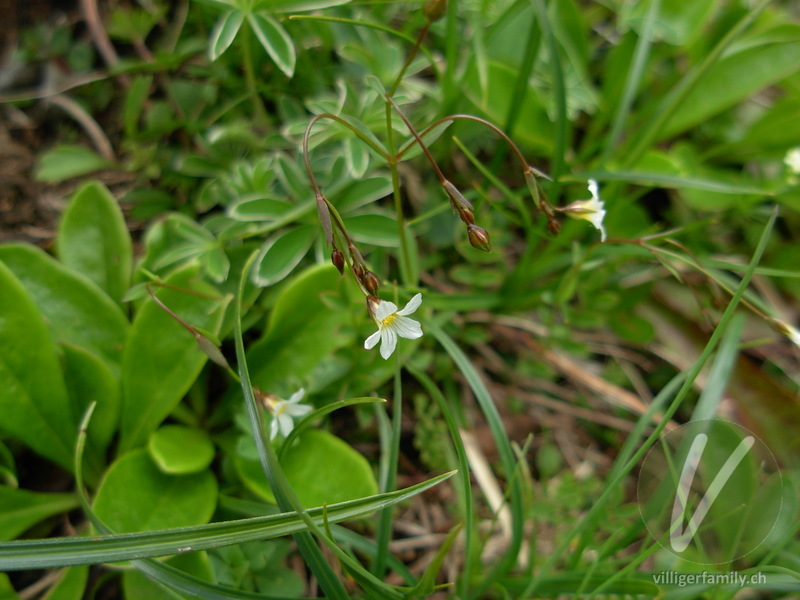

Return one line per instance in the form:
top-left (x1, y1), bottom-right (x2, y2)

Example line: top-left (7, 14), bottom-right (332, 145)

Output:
top-left (209, 10), bottom-right (244, 61)
top-left (0, 244), bottom-right (129, 372)
top-left (57, 181), bottom-right (133, 305)
top-left (123, 552), bottom-right (213, 600)
top-left (344, 213), bottom-right (400, 247)
top-left (237, 430), bottom-right (377, 506)
top-left (119, 263), bottom-right (226, 452)
top-left (251, 226), bottom-right (317, 287)
top-left (662, 27), bottom-right (800, 138)
top-left (35, 145), bottom-right (114, 183)
top-left (228, 195), bottom-right (292, 221)
top-left (148, 426), bottom-right (215, 475)
top-left (123, 76), bottom-right (153, 138)
top-left (0, 574), bottom-right (19, 599)
top-left (61, 344), bottom-right (121, 475)
top-left (0, 473), bottom-right (453, 569)
top-left (248, 264), bottom-right (358, 390)
top-left (248, 12), bottom-right (296, 78)
top-left (258, 0), bottom-right (351, 11)
top-left (0, 262), bottom-right (76, 471)
top-left (41, 565), bottom-right (88, 600)
top-left (0, 488), bottom-right (78, 541)
top-left (336, 176), bottom-right (393, 212)
top-left (625, 0), bottom-right (717, 45)
top-left (93, 450), bottom-right (217, 534)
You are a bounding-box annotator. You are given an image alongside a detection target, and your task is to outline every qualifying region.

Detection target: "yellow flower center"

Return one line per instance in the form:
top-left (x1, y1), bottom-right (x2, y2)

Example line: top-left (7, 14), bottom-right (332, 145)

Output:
top-left (381, 314), bottom-right (397, 327)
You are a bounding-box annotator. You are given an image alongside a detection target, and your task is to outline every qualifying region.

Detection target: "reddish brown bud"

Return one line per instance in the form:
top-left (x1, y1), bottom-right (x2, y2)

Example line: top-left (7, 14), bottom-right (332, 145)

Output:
top-left (423, 0), bottom-right (447, 22)
top-left (546, 218), bottom-right (561, 235)
top-left (467, 224), bottom-right (491, 252)
top-left (363, 270), bottom-right (380, 293)
top-left (331, 248), bottom-right (345, 274)
top-left (353, 263), bottom-right (365, 279)
top-left (458, 208), bottom-right (475, 225)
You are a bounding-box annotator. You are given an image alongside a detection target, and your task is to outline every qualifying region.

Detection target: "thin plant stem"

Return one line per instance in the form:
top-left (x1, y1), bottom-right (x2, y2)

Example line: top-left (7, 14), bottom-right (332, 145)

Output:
top-left (241, 24), bottom-right (268, 125)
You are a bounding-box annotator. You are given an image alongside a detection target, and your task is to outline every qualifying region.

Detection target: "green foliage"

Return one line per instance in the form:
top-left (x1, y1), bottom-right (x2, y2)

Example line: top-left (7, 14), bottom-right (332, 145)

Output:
top-left (2, 0), bottom-right (800, 598)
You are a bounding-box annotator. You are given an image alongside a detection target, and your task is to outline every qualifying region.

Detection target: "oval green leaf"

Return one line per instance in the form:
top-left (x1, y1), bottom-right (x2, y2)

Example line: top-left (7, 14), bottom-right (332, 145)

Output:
top-left (248, 11), bottom-right (295, 78)
top-left (0, 243), bottom-right (129, 372)
top-left (119, 263), bottom-right (226, 452)
top-left (251, 226), bottom-right (317, 287)
top-left (35, 145), bottom-right (114, 184)
top-left (93, 450), bottom-right (217, 533)
top-left (57, 181), bottom-right (133, 305)
top-left (148, 426), bottom-right (215, 475)
top-left (237, 430), bottom-right (377, 507)
top-left (0, 262), bottom-right (76, 471)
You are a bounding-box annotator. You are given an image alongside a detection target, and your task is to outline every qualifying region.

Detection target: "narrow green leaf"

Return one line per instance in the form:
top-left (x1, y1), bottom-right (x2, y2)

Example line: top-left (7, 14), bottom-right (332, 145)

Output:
top-left (0, 244), bottom-right (129, 372)
top-left (0, 262), bottom-right (76, 471)
top-left (57, 180), bottom-right (133, 305)
top-left (0, 488), bottom-right (78, 541)
top-left (251, 226), bottom-right (316, 287)
top-left (119, 263), bottom-right (226, 452)
top-left (209, 10), bottom-right (244, 61)
top-left (0, 473), bottom-right (453, 570)
top-left (123, 76), bottom-right (153, 138)
top-left (248, 12), bottom-right (296, 78)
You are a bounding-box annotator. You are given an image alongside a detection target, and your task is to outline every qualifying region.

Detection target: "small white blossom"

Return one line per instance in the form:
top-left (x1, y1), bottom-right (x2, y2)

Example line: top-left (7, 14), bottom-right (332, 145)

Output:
top-left (364, 294), bottom-right (423, 360)
top-left (784, 148), bottom-right (800, 175)
top-left (772, 319), bottom-right (800, 349)
top-left (264, 389), bottom-right (312, 439)
top-left (562, 180), bottom-right (607, 242)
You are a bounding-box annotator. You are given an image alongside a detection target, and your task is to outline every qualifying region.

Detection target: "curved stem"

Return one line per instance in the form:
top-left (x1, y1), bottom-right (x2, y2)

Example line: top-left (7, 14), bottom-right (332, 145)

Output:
top-left (388, 22), bottom-right (430, 97)
top-left (384, 95), bottom-right (446, 183)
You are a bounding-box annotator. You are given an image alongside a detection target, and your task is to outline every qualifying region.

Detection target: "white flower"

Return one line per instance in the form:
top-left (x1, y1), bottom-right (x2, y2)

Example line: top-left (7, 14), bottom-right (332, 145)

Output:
top-left (364, 293), bottom-right (423, 360)
top-left (562, 180), bottom-right (607, 242)
top-left (265, 389), bottom-right (313, 439)
top-left (772, 319), bottom-right (800, 349)
top-left (784, 147), bottom-right (800, 175)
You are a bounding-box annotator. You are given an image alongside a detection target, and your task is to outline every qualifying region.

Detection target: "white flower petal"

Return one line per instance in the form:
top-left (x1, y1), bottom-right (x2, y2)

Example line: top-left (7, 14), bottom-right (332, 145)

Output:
top-left (374, 300), bottom-right (398, 322)
top-left (287, 389), bottom-right (305, 404)
top-left (278, 413), bottom-right (294, 437)
top-left (270, 417), bottom-right (280, 440)
top-left (286, 403), bottom-right (313, 417)
top-left (393, 316), bottom-right (423, 339)
top-left (365, 329), bottom-right (381, 349)
top-left (588, 179), bottom-right (599, 200)
top-left (397, 293), bottom-right (422, 316)
top-left (380, 327), bottom-right (397, 359)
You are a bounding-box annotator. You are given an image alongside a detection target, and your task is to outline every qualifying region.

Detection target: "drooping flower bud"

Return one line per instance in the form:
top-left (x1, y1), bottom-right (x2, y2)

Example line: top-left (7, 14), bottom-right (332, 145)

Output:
top-left (331, 248), bottom-right (345, 275)
top-left (423, 0), bottom-right (447, 22)
top-left (363, 270), bottom-right (380, 293)
top-left (458, 207), bottom-right (475, 225)
top-left (467, 224), bottom-right (491, 252)
top-left (353, 263), bottom-right (364, 279)
top-left (443, 180), bottom-right (473, 211)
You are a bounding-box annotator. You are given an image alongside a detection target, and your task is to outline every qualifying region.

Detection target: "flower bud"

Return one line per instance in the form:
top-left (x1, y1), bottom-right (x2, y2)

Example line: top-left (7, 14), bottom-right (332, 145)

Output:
top-left (467, 224), bottom-right (491, 252)
top-left (546, 218), bottom-right (561, 235)
top-left (363, 270), bottom-right (380, 293)
top-left (423, 0), bottom-right (447, 22)
top-left (331, 248), bottom-right (345, 275)
top-left (353, 263), bottom-right (364, 279)
top-left (443, 180), bottom-right (473, 211)
top-left (458, 207), bottom-right (475, 225)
